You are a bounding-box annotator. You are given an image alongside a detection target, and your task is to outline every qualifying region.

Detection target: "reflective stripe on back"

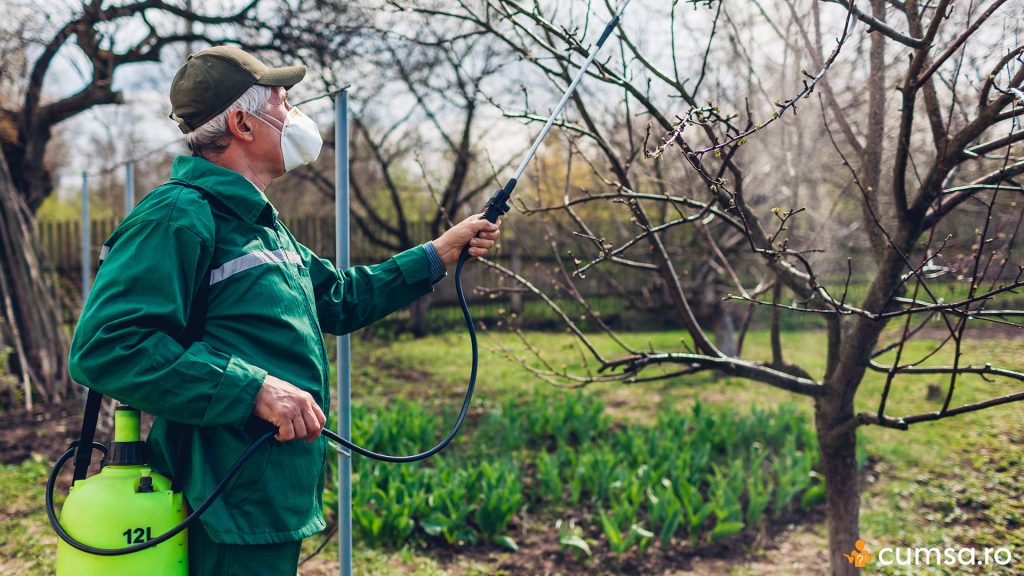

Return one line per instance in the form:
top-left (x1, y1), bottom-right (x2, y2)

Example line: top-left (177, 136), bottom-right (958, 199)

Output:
top-left (209, 249), bottom-right (302, 285)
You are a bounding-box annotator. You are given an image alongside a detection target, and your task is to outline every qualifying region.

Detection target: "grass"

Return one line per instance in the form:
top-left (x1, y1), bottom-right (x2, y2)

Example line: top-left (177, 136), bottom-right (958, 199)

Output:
top-left (0, 456), bottom-right (57, 575)
top-left (2, 326), bottom-right (1022, 575)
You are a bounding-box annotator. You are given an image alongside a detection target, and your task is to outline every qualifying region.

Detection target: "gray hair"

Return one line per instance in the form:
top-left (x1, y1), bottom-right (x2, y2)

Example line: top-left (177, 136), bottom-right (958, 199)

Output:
top-left (185, 84), bottom-right (273, 158)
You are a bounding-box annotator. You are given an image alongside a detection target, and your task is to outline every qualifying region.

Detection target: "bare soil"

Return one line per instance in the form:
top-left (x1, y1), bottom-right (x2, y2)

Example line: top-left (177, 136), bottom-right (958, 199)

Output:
top-left (0, 400), bottom-right (82, 465)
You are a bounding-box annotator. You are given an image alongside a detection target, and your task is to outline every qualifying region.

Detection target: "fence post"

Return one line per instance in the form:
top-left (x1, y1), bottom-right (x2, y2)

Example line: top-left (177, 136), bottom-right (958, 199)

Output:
top-left (336, 88), bottom-right (352, 576)
top-left (509, 241), bottom-right (523, 315)
top-left (81, 171), bottom-right (90, 298)
top-left (124, 161), bottom-right (135, 217)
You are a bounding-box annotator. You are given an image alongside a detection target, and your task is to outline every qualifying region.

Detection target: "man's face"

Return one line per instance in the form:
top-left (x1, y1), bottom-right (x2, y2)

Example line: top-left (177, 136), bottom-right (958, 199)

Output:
top-left (248, 86), bottom-right (292, 177)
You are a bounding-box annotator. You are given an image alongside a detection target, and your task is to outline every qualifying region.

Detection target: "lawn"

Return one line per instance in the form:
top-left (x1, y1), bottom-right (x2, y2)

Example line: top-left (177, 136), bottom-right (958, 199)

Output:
top-left (1, 326), bottom-right (1021, 575)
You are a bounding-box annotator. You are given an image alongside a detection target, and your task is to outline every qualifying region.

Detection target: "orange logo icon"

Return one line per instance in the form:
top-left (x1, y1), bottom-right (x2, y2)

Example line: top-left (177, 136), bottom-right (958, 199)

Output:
top-left (843, 539), bottom-right (874, 567)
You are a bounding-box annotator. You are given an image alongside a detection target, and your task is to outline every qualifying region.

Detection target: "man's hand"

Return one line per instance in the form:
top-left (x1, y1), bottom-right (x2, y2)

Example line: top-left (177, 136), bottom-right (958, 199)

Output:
top-left (253, 374), bottom-right (326, 442)
top-left (431, 213), bottom-right (502, 267)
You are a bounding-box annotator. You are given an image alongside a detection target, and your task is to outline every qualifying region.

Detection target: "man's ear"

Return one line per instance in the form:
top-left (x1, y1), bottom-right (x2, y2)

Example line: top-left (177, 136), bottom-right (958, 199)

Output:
top-left (227, 109), bottom-right (256, 142)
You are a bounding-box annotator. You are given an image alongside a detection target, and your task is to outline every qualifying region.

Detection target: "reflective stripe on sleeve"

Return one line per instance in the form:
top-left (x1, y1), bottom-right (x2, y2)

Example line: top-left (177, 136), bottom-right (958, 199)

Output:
top-left (209, 249), bottom-right (302, 285)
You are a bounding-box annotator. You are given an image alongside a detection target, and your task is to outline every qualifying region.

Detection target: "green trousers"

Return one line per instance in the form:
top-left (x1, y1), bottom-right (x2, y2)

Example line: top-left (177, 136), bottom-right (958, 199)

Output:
top-left (189, 525), bottom-right (302, 576)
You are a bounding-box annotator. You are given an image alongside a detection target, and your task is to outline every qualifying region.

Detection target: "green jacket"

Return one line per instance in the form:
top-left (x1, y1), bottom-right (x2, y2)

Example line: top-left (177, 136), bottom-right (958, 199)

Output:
top-left (68, 156), bottom-right (434, 544)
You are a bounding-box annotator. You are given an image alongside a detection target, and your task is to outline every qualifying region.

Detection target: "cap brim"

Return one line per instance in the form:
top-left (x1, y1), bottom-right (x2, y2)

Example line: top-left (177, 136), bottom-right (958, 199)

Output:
top-left (258, 64), bottom-right (306, 90)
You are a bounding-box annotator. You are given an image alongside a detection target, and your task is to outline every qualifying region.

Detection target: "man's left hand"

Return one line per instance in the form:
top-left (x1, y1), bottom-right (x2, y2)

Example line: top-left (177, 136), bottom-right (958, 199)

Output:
top-left (431, 213), bottom-right (502, 267)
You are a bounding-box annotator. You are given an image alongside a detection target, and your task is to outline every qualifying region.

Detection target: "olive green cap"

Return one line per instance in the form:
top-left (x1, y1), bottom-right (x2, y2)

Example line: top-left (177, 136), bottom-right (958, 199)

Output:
top-left (169, 46), bottom-right (306, 134)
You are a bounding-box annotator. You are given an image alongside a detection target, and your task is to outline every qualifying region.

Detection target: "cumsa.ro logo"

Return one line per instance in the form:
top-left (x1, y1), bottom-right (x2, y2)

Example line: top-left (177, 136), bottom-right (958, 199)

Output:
top-left (845, 538), bottom-right (1015, 568)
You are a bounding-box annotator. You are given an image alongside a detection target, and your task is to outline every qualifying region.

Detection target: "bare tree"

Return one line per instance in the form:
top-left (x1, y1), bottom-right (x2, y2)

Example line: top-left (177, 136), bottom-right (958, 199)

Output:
top-left (387, 0), bottom-right (1024, 573)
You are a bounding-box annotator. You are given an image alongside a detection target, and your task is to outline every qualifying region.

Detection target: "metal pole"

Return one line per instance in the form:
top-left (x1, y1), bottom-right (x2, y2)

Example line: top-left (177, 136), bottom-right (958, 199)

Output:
top-left (81, 171), bottom-right (90, 298)
top-left (335, 89), bottom-right (352, 576)
top-left (184, 0), bottom-right (194, 56)
top-left (124, 161), bottom-right (135, 216)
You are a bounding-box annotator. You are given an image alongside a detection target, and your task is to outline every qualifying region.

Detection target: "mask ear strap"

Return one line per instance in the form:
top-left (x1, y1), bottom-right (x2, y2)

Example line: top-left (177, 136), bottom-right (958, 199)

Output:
top-left (250, 111), bottom-right (284, 134)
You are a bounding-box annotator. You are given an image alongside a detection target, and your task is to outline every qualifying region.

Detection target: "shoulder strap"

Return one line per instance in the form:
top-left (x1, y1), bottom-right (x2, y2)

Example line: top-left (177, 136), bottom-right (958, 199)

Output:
top-left (71, 388), bottom-right (104, 481)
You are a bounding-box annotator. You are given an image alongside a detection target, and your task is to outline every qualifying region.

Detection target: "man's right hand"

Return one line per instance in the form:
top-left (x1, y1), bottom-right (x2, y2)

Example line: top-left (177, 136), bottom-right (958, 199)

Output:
top-left (252, 374), bottom-right (326, 442)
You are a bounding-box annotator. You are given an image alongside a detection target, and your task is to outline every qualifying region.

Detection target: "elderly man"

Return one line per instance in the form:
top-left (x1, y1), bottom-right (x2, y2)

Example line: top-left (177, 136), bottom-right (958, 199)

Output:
top-left (67, 46), bottom-right (501, 575)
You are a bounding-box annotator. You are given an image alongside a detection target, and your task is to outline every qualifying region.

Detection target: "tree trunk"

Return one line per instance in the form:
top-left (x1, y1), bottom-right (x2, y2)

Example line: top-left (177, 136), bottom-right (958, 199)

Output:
top-left (508, 243), bottom-right (522, 315)
top-left (409, 293), bottom-right (431, 337)
top-left (816, 393), bottom-right (861, 576)
top-left (712, 305), bottom-right (738, 357)
top-left (0, 150), bottom-right (69, 408)
top-left (816, 251), bottom-right (904, 575)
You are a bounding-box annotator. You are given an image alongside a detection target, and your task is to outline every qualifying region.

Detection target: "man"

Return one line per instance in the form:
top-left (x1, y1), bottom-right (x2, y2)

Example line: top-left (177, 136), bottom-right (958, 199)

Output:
top-left (67, 46), bottom-right (501, 575)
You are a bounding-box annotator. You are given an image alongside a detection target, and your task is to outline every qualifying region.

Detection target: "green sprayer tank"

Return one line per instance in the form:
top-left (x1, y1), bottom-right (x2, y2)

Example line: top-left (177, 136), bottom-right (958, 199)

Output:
top-left (56, 405), bottom-right (188, 575)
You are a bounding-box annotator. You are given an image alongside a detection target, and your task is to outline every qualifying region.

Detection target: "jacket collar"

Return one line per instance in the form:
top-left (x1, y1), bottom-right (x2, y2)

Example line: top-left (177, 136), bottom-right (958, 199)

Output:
top-left (170, 155), bottom-right (278, 225)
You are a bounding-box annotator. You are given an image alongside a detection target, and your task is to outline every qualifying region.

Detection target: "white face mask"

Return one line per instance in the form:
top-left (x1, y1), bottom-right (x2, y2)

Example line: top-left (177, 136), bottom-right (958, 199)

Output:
top-left (254, 107), bottom-right (323, 172)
